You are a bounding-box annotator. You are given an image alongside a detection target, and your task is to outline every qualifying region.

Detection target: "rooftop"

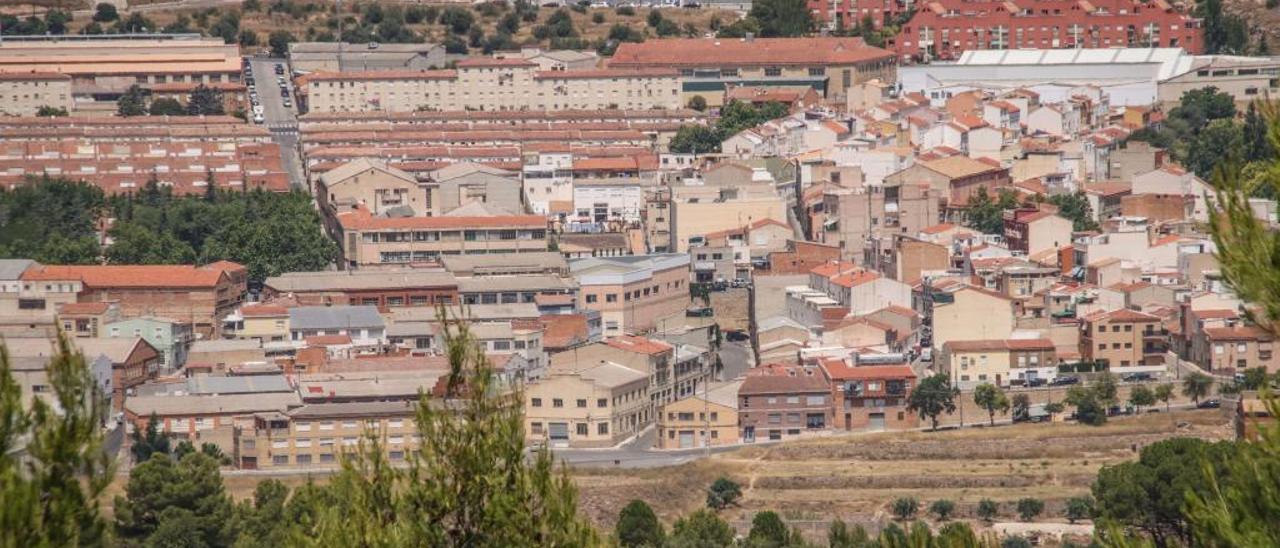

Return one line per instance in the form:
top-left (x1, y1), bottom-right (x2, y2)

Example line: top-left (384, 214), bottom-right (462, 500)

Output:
top-left (739, 373), bottom-right (830, 395)
top-left (288, 306), bottom-right (385, 331)
top-left (265, 269), bottom-right (458, 293)
top-left (610, 37), bottom-right (893, 68)
top-left (21, 262), bottom-right (242, 289)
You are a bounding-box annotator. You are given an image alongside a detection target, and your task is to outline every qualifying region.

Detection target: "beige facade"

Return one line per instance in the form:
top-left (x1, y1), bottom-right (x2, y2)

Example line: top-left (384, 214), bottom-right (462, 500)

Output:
top-left (525, 362), bottom-right (649, 448)
top-left (224, 304), bottom-right (290, 342)
top-left (672, 195), bottom-right (789, 253)
top-left (236, 401), bottom-right (419, 469)
top-left (334, 205), bottom-right (549, 269)
top-left (569, 254), bottom-right (690, 336)
top-left (941, 339), bottom-right (1057, 388)
top-left (1202, 327), bottom-right (1277, 374)
top-left (0, 73), bottom-right (72, 116)
top-left (1081, 309), bottom-right (1164, 368)
top-left (930, 286), bottom-right (1016, 351)
top-left (316, 158), bottom-right (422, 217)
top-left (657, 381), bottom-right (740, 449)
top-left (551, 335), bottom-right (711, 412)
top-left (302, 59), bottom-right (680, 113)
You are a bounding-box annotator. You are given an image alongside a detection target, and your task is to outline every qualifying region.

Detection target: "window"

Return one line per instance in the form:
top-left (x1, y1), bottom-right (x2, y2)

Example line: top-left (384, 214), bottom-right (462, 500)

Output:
top-left (531, 397), bottom-right (542, 407)
top-left (576, 399), bottom-right (587, 408)
top-left (808, 67), bottom-right (825, 76)
top-left (576, 423), bottom-right (589, 436)
top-left (319, 453), bottom-right (336, 463)
top-left (597, 423), bottom-right (609, 435)
top-left (597, 398), bottom-right (607, 408)
top-left (553, 398), bottom-right (564, 408)
top-left (389, 451), bottom-right (405, 460)
top-left (768, 413), bottom-right (782, 424)
top-left (17, 299), bottom-right (45, 310)
top-left (296, 454), bottom-right (312, 465)
top-left (764, 67), bottom-right (782, 77)
top-left (531, 422), bottom-right (544, 434)
top-left (606, 294), bottom-right (618, 303)
top-left (272, 455), bottom-right (289, 465)
top-left (586, 294), bottom-right (598, 303)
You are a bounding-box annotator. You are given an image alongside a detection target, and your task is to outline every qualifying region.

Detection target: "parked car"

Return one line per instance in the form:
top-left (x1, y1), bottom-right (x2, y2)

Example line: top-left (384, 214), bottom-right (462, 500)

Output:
top-left (686, 306), bottom-right (713, 318)
top-left (1122, 372), bottom-right (1155, 383)
top-left (1026, 378), bottom-right (1047, 388)
top-left (1197, 399), bottom-right (1222, 409)
top-left (725, 330), bottom-right (749, 342)
top-left (282, 98), bottom-right (292, 108)
top-left (1049, 375), bottom-right (1079, 386)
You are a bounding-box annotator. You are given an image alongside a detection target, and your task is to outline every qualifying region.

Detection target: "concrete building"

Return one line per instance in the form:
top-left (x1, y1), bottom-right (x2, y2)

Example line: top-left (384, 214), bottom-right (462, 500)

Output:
top-left (569, 254), bottom-right (690, 336)
top-left (288, 306), bottom-right (386, 346)
top-left (316, 158), bottom-right (422, 217)
top-left (235, 401), bottom-right (417, 469)
top-left (104, 316), bottom-right (195, 372)
top-left (930, 285), bottom-right (1017, 350)
top-left (221, 304), bottom-right (291, 342)
top-left (1197, 325), bottom-right (1278, 375)
top-left (738, 371), bottom-right (833, 443)
top-left (822, 183), bottom-right (941, 261)
top-left (1158, 54), bottom-right (1280, 107)
top-left (820, 358), bottom-right (918, 431)
top-left (572, 178), bottom-right (649, 225)
top-left (426, 163), bottom-right (525, 216)
top-left (0, 72), bottom-right (72, 116)
top-left (300, 59), bottom-right (680, 113)
top-left (551, 335), bottom-right (712, 411)
top-left (76, 337), bottom-right (162, 412)
top-left (1003, 208), bottom-right (1074, 256)
top-left (525, 361), bottom-right (649, 448)
top-left (288, 42), bottom-right (452, 73)
top-left (656, 380), bottom-right (742, 449)
top-left (332, 204), bottom-right (549, 268)
top-left (609, 37), bottom-right (896, 106)
top-left (1080, 308), bottom-right (1164, 369)
top-left (884, 155), bottom-right (1012, 214)
top-left (262, 269), bottom-right (459, 310)
top-left (0, 35), bottom-right (242, 113)
top-left (941, 338), bottom-right (1058, 388)
top-left (671, 193), bottom-right (789, 253)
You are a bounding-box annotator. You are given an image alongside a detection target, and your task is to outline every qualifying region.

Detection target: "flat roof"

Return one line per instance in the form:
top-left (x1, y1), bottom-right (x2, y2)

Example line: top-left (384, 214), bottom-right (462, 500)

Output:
top-left (265, 269), bottom-right (457, 292)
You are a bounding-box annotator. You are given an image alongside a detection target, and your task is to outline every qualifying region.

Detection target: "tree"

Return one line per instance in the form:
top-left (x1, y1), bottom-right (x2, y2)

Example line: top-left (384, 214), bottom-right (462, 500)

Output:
top-left (1047, 191), bottom-right (1101, 232)
top-left (269, 30), bottom-right (297, 57)
top-left (706, 476), bottom-right (742, 510)
top-left (93, 2), bottom-right (119, 22)
top-left (1016, 498), bottom-right (1044, 522)
top-left (907, 373), bottom-right (958, 430)
top-left (977, 499), bottom-right (999, 522)
top-left (973, 383), bottom-right (1010, 426)
top-left (1182, 372), bottom-right (1213, 405)
top-left (1093, 371), bottom-right (1119, 407)
top-left (1065, 385), bottom-right (1107, 426)
top-left (1044, 401), bottom-right (1065, 421)
top-left (966, 186), bottom-right (1019, 234)
top-left (148, 97), bottom-right (186, 116)
top-left (1066, 496), bottom-right (1094, 524)
top-left (930, 499), bottom-right (956, 521)
top-left (746, 511), bottom-right (789, 547)
top-left (669, 510), bottom-right (735, 548)
top-left (1154, 383), bottom-right (1174, 413)
top-left (188, 84), bottom-right (226, 115)
top-left (440, 6), bottom-right (475, 34)
top-left (130, 412), bottom-right (172, 462)
top-left (114, 452), bottom-right (234, 546)
top-left (669, 124), bottom-right (721, 154)
top-left (0, 334), bottom-right (113, 548)
top-left (1185, 400), bottom-right (1280, 546)
top-left (1002, 536), bottom-right (1033, 548)
top-left (117, 84), bottom-right (148, 117)
top-left (646, 9), bottom-right (664, 27)
top-left (36, 105), bottom-right (68, 117)
top-left (828, 519), bottom-right (871, 548)
top-left (1243, 102), bottom-right (1276, 164)
top-left (748, 0), bottom-right (813, 37)
top-left (1187, 119), bottom-right (1244, 178)
top-left (617, 500), bottom-right (664, 548)
top-left (1242, 367), bottom-right (1270, 390)
top-left (891, 497), bottom-right (918, 521)
top-left (44, 10), bottom-right (71, 35)
top-left (687, 95), bottom-right (707, 112)
top-left (107, 222), bottom-right (198, 264)
top-left (1129, 385), bottom-right (1156, 414)
top-left (1011, 393), bottom-right (1031, 422)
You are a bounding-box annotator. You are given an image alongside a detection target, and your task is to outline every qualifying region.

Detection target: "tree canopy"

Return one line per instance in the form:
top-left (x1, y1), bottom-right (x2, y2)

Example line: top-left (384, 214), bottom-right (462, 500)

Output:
top-left (907, 373), bottom-right (958, 430)
top-left (747, 0), bottom-right (813, 37)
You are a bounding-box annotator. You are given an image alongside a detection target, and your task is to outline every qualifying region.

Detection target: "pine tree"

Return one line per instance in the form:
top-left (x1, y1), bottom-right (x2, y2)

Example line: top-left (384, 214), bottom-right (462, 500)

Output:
top-left (117, 84), bottom-right (147, 116)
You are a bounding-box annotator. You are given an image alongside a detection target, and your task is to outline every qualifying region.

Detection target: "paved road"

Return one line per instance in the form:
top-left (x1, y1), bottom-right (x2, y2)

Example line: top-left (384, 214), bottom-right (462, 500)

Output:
top-left (246, 56), bottom-right (307, 190)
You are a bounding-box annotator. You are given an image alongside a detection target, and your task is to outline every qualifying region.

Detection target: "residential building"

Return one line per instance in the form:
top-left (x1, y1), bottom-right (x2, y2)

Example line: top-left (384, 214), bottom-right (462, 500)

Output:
top-left (332, 204), bottom-right (549, 268)
top-left (288, 306), bottom-right (386, 346)
top-left (262, 270), bottom-right (459, 310)
top-left (821, 358), bottom-right (918, 431)
top-left (104, 317), bottom-right (195, 371)
top-left (0, 72), bottom-right (72, 116)
top-left (441, 252), bottom-right (569, 277)
top-left (551, 335), bottom-right (711, 410)
top-left (671, 191), bottom-right (789, 253)
top-left (1080, 308), bottom-right (1165, 369)
top-left (235, 401), bottom-right (417, 469)
top-left (299, 60), bottom-right (680, 113)
top-left (1198, 325), bottom-right (1277, 375)
top-left (1003, 208), bottom-right (1074, 256)
top-left (572, 177), bottom-right (649, 226)
top-left (425, 163), bottom-right (525, 216)
top-left (738, 372), bottom-right (833, 443)
top-left (570, 254), bottom-right (691, 336)
top-left (525, 361), bottom-right (650, 448)
top-left (884, 155), bottom-right (1012, 214)
top-left (76, 337), bottom-right (162, 411)
top-left (222, 304), bottom-right (291, 342)
top-left (892, 0), bottom-right (1203, 61)
top-left (656, 380), bottom-right (742, 449)
top-left (929, 284), bottom-right (1017, 350)
top-left (288, 42), bottom-right (452, 73)
top-left (941, 338), bottom-right (1057, 388)
top-left (20, 262), bottom-right (247, 338)
top-left (56, 302), bottom-right (121, 339)
top-left (822, 183), bottom-right (941, 260)
top-left (315, 158), bottom-right (423, 217)
top-left (609, 37), bottom-right (897, 106)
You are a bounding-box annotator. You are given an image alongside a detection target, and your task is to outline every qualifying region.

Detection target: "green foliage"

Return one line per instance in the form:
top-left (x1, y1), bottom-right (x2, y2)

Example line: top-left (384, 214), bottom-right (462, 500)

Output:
top-left (930, 499), bottom-right (956, 521)
top-left (1011, 393), bottom-right (1031, 422)
top-left (718, 99), bottom-right (789, 137)
top-left (1066, 496), bottom-right (1094, 524)
top-left (148, 97), bottom-right (186, 116)
top-left (891, 497), bottom-right (918, 521)
top-left (1184, 399), bottom-right (1280, 546)
top-left (965, 186), bottom-right (1020, 234)
top-left (687, 95), bottom-right (708, 112)
top-left (1182, 372), bottom-right (1214, 404)
top-left (1186, 119), bottom-right (1244, 179)
top-left (1065, 384), bottom-right (1107, 426)
top-left (706, 476), bottom-right (742, 510)
top-left (746, 511), bottom-right (790, 547)
top-left (117, 84), bottom-right (148, 117)
top-left (534, 8), bottom-right (578, 40)
top-left (187, 84), bottom-right (226, 115)
top-left (669, 509), bottom-right (735, 548)
top-left (1015, 498), bottom-right (1044, 522)
top-left (94, 2), bottom-right (119, 22)
top-left (1044, 401), bottom-right (1065, 418)
top-left (717, 16), bottom-right (761, 38)
top-left (1047, 191), bottom-right (1100, 232)
top-left (130, 413), bottom-right (172, 462)
top-left (35, 105), bottom-right (68, 117)
top-left (1128, 385), bottom-right (1156, 413)
top-left (907, 373), bottom-right (958, 430)
top-left (270, 30), bottom-right (297, 57)
top-left (616, 5), bottom-right (636, 16)
top-left (977, 499), bottom-right (999, 521)
top-left (440, 6), bottom-right (475, 33)
top-left (1242, 367), bottom-right (1270, 390)
top-left (973, 383), bottom-right (1010, 426)
top-left (1198, 0), bottom-right (1250, 54)
top-left (827, 519), bottom-right (871, 548)
top-left (1002, 536), bottom-right (1033, 548)
top-left (0, 335), bottom-right (113, 547)
top-left (1129, 87), bottom-right (1238, 178)
top-left (670, 124), bottom-right (721, 154)
top-left (115, 452), bottom-right (234, 545)
top-left (1153, 383), bottom-right (1174, 412)
top-left (0, 177), bottom-right (104, 264)
top-left (748, 0), bottom-right (813, 37)
top-left (1093, 437), bottom-right (1237, 545)
top-left (646, 9), bottom-right (664, 27)
top-left (616, 499), bottom-right (664, 548)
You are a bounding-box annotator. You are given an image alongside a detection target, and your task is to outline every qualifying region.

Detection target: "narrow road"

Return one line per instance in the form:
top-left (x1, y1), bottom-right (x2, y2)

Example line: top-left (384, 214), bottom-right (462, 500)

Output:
top-left (247, 56), bottom-right (307, 190)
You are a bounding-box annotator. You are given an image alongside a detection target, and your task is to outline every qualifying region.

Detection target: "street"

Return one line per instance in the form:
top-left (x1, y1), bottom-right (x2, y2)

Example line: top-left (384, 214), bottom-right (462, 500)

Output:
top-left (246, 56), bottom-right (307, 190)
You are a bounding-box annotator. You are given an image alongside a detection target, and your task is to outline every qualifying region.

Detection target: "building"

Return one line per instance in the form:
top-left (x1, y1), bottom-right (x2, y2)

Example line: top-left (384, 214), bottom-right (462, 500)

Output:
top-left (738, 372), bottom-right (833, 443)
top-left (262, 270), bottom-right (460, 310)
top-left (1159, 54), bottom-right (1280, 106)
top-left (884, 155), bottom-right (1011, 213)
top-left (288, 42), bottom-right (452, 73)
top-left (103, 316), bottom-right (195, 372)
top-left (656, 380), bottom-right (742, 449)
top-left (609, 37), bottom-right (897, 106)
top-left (235, 401), bottom-right (417, 469)
top-left (56, 302), bottom-right (121, 339)
top-left (1198, 325), bottom-right (1277, 375)
top-left (525, 361), bottom-right (650, 448)
top-left (288, 306), bottom-right (386, 346)
top-left (332, 204), bottom-right (549, 268)
top-left (941, 338), bottom-right (1057, 388)
top-left (551, 335), bottom-right (712, 411)
top-left (929, 284), bottom-right (1017, 350)
top-left (569, 254), bottom-right (690, 336)
top-left (315, 158), bottom-right (424, 217)
top-left (1080, 308), bottom-right (1164, 369)
top-left (77, 337), bottom-right (162, 411)
top-left (20, 262), bottom-right (247, 338)
top-left (0, 72), bottom-right (72, 116)
top-left (1003, 208), bottom-right (1074, 256)
top-left (222, 304), bottom-right (291, 342)
top-left (821, 358), bottom-right (918, 431)
top-left (425, 162), bottom-right (524, 216)
top-left (0, 35), bottom-right (242, 112)
top-left (824, 183), bottom-right (941, 261)
top-left (299, 60), bottom-right (680, 113)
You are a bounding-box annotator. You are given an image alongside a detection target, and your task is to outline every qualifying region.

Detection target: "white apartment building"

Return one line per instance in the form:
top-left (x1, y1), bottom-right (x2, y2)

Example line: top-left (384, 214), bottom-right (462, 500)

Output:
top-left (301, 58), bottom-right (681, 113)
top-left (522, 146), bottom-right (574, 216)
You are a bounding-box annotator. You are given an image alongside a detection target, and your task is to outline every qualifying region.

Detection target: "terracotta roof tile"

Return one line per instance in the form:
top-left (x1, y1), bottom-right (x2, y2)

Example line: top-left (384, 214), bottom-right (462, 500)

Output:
top-left (604, 335), bottom-right (672, 355)
top-left (22, 262), bottom-right (240, 289)
top-left (610, 37), bottom-right (893, 68)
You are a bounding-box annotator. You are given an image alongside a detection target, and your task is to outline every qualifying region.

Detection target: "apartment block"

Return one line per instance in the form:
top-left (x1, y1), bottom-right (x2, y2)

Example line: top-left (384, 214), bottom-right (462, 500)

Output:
top-left (821, 359), bottom-right (918, 431)
top-left (551, 335), bottom-right (711, 410)
top-left (738, 372), bottom-right (833, 443)
top-left (333, 204), bottom-right (549, 268)
top-left (525, 362), bottom-right (650, 448)
top-left (0, 72), bottom-right (72, 116)
top-left (1197, 325), bottom-right (1277, 375)
top-left (656, 380), bottom-right (741, 449)
top-left (235, 401), bottom-right (419, 469)
top-left (263, 270), bottom-right (460, 310)
top-left (570, 254), bottom-right (690, 336)
top-left (300, 59), bottom-right (680, 113)
top-left (941, 338), bottom-right (1057, 388)
top-left (1080, 308), bottom-right (1165, 368)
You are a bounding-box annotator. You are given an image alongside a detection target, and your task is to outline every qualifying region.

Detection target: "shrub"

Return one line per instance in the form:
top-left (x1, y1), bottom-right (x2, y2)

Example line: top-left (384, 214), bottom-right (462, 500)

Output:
top-left (929, 499), bottom-right (955, 521)
top-left (891, 497), bottom-right (918, 521)
top-left (977, 499), bottom-right (999, 521)
top-left (1016, 498), bottom-right (1044, 522)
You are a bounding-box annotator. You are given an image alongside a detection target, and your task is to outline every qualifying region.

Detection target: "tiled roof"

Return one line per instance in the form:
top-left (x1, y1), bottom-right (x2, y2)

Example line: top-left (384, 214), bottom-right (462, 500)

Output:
top-left (943, 338), bottom-right (1055, 352)
top-left (922, 155), bottom-right (1003, 179)
top-left (820, 359), bottom-right (915, 381)
top-left (610, 37), bottom-right (893, 68)
top-left (22, 262), bottom-right (240, 289)
top-left (739, 373), bottom-right (830, 395)
top-left (1092, 308), bottom-right (1161, 323)
top-left (1204, 325), bottom-right (1272, 342)
top-left (1194, 309), bottom-right (1239, 320)
top-left (457, 57), bottom-right (538, 68)
top-left (810, 261), bottom-right (859, 278)
top-left (604, 335), bottom-right (672, 355)
top-left (306, 334), bottom-right (353, 346)
top-left (539, 314), bottom-right (590, 349)
top-left (241, 304), bottom-right (289, 317)
top-left (0, 71), bottom-right (70, 81)
top-left (301, 70), bottom-right (457, 82)
top-left (921, 223), bottom-right (957, 234)
top-left (335, 204), bottom-right (546, 231)
top-left (830, 270), bottom-right (879, 289)
top-left (533, 68), bottom-right (677, 79)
